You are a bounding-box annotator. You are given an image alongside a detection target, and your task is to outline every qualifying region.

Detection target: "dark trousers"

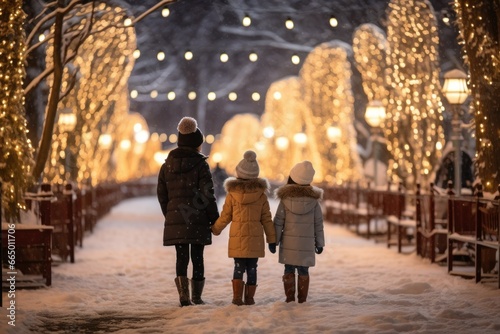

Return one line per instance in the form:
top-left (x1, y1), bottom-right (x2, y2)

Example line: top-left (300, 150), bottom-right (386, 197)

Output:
top-left (175, 244), bottom-right (205, 281)
top-left (233, 258), bottom-right (258, 285)
top-left (284, 264), bottom-right (309, 276)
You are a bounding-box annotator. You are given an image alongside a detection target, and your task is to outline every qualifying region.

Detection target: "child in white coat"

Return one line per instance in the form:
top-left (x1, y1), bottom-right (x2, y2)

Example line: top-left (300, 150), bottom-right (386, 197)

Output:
top-left (273, 161), bottom-right (325, 303)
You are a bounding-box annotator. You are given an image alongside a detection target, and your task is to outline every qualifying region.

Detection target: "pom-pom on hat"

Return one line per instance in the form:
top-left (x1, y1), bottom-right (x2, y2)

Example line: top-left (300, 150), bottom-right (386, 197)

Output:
top-left (289, 161), bottom-right (315, 185)
top-left (236, 150), bottom-right (260, 179)
top-left (177, 117), bottom-right (204, 148)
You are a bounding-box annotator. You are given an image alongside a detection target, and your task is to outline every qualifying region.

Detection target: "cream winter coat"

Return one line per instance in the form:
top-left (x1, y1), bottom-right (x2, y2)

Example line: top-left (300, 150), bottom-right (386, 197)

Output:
top-left (274, 184), bottom-right (324, 267)
top-left (212, 177), bottom-right (276, 258)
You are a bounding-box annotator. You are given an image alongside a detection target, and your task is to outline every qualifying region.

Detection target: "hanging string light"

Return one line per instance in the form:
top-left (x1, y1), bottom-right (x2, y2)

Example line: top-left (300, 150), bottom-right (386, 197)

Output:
top-left (329, 16), bottom-right (338, 27)
top-left (242, 13), bottom-right (251, 27)
top-left (285, 17), bottom-right (294, 29)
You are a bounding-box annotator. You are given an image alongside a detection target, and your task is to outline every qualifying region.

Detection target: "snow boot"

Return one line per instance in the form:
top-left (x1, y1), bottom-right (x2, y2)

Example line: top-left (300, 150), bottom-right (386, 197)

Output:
top-left (232, 279), bottom-right (244, 306)
top-left (191, 278), bottom-right (205, 305)
top-left (174, 276), bottom-right (192, 307)
top-left (244, 284), bottom-right (257, 305)
top-left (283, 273), bottom-right (296, 303)
top-left (297, 275), bottom-right (310, 303)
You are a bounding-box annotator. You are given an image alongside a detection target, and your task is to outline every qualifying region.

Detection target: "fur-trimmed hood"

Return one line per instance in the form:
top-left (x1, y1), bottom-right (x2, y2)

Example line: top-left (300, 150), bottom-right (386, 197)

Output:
top-left (224, 177), bottom-right (270, 204)
top-left (274, 184), bottom-right (323, 200)
top-left (274, 184), bottom-right (323, 215)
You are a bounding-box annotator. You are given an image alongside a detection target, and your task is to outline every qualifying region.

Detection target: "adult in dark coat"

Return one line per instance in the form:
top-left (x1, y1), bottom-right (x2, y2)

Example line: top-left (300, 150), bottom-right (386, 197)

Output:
top-left (157, 117), bottom-right (219, 307)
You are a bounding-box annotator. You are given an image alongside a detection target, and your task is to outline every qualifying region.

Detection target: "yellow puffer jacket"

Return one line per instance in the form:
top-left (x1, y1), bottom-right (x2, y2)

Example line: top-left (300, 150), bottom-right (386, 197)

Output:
top-left (212, 177), bottom-right (276, 258)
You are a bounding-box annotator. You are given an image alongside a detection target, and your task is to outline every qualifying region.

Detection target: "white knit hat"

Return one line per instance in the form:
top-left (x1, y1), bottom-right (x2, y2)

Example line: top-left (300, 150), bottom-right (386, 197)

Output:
top-left (236, 150), bottom-right (260, 179)
top-left (289, 161), bottom-right (315, 185)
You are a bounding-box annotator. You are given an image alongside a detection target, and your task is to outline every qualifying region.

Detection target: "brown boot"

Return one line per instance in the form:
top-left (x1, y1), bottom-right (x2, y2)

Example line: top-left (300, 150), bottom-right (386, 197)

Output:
top-left (191, 278), bottom-right (205, 305)
top-left (297, 275), bottom-right (309, 303)
top-left (232, 279), bottom-right (244, 306)
top-left (244, 284), bottom-right (257, 305)
top-left (282, 273), bottom-right (295, 303)
top-left (174, 276), bottom-right (192, 307)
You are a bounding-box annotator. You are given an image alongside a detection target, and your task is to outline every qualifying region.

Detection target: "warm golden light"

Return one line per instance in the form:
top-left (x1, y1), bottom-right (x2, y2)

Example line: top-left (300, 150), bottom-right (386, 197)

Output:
top-left (249, 52), bottom-right (258, 62)
top-left (242, 14), bottom-right (251, 27)
top-left (364, 100), bottom-right (386, 128)
top-left (184, 50), bottom-right (193, 60)
top-left (228, 92), bottom-right (237, 101)
top-left (442, 69), bottom-right (469, 104)
top-left (220, 52), bottom-right (229, 62)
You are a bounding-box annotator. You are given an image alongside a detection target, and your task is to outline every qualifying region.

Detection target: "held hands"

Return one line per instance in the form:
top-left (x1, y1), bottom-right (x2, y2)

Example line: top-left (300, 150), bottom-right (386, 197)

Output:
top-left (315, 247), bottom-right (323, 254)
top-left (268, 243), bottom-right (276, 254)
top-left (210, 225), bottom-right (220, 236)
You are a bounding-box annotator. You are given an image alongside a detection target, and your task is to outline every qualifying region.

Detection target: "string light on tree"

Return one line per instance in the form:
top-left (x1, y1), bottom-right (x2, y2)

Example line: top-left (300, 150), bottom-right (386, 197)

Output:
top-left (454, 0), bottom-right (500, 192)
top-left (384, 0), bottom-right (445, 188)
top-left (301, 41), bottom-right (364, 183)
top-left (0, 0), bottom-right (34, 222)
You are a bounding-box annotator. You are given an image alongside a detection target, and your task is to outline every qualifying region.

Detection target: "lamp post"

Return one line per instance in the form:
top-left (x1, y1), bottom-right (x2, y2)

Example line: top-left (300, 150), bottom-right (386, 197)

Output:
top-left (364, 100), bottom-right (386, 187)
top-left (442, 69), bottom-right (469, 196)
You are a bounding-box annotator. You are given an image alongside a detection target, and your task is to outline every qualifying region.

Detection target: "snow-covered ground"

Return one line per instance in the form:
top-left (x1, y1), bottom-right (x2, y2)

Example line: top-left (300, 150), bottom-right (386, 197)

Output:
top-left (2, 195), bottom-right (500, 333)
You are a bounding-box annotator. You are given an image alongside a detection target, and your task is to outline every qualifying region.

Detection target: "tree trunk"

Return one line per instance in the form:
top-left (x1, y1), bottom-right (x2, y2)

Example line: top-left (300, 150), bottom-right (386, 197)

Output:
top-left (32, 0), bottom-right (65, 182)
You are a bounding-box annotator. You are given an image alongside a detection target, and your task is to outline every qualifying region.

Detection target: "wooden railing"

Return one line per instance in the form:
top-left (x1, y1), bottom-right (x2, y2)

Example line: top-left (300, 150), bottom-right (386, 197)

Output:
top-left (322, 182), bottom-right (500, 288)
top-left (1, 178), bottom-right (156, 288)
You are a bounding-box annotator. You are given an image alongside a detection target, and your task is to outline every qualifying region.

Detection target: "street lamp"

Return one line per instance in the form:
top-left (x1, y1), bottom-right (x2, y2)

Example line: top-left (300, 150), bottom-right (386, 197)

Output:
top-left (364, 100), bottom-right (386, 187)
top-left (442, 69), bottom-right (469, 195)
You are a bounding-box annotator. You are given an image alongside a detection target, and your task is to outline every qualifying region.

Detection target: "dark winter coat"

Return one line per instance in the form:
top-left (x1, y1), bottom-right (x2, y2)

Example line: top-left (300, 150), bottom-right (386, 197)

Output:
top-left (274, 184), bottom-right (324, 267)
top-left (157, 147), bottom-right (219, 246)
top-left (212, 177), bottom-right (276, 258)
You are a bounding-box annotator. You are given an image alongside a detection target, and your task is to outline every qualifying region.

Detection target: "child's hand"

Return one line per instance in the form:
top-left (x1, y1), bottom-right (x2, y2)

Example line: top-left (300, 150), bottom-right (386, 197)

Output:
top-left (268, 243), bottom-right (276, 254)
top-left (315, 247), bottom-right (323, 254)
top-left (211, 226), bottom-right (220, 236)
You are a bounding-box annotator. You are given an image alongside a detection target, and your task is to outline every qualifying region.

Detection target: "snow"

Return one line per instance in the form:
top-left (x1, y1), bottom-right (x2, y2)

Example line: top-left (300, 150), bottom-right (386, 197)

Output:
top-left (2, 195), bottom-right (500, 333)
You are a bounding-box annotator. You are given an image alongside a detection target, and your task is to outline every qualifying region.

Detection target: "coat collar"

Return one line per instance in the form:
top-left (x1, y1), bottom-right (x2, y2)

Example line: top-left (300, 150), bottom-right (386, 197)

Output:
top-left (274, 184), bottom-right (323, 200)
top-left (224, 177), bottom-right (270, 193)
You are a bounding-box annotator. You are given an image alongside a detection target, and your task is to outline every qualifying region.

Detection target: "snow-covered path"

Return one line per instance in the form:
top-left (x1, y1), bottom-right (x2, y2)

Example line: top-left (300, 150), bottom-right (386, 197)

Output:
top-left (2, 196), bottom-right (500, 333)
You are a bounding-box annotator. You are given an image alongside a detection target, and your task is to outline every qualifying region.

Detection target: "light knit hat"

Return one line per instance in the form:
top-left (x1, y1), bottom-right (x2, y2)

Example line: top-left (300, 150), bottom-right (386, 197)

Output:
top-left (289, 161), bottom-right (315, 185)
top-left (236, 150), bottom-right (260, 179)
top-left (177, 117), bottom-right (204, 148)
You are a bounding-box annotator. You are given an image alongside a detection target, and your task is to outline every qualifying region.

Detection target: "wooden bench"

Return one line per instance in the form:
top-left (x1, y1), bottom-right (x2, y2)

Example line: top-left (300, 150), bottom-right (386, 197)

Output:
top-left (39, 183), bottom-right (75, 263)
top-left (447, 193), bottom-right (500, 288)
top-left (416, 184), bottom-right (448, 263)
top-left (356, 185), bottom-right (385, 240)
top-left (2, 223), bottom-right (53, 287)
top-left (383, 186), bottom-right (416, 253)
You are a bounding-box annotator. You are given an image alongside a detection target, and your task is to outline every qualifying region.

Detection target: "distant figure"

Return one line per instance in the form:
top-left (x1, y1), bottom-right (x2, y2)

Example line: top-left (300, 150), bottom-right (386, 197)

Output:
top-left (211, 150), bottom-right (276, 306)
top-left (273, 161), bottom-right (325, 303)
top-left (157, 117), bottom-right (219, 307)
top-left (212, 162), bottom-right (228, 200)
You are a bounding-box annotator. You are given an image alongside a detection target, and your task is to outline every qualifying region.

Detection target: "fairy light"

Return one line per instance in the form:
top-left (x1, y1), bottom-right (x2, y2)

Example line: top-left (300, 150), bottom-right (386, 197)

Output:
top-left (0, 0), bottom-right (34, 222)
top-left (45, 3), bottom-right (137, 184)
top-left (301, 41), bottom-right (364, 183)
top-left (291, 54), bottom-right (300, 65)
top-left (383, 0), bottom-right (445, 188)
top-left (242, 14), bottom-right (251, 27)
top-left (249, 52), bottom-right (258, 62)
top-left (220, 52), bottom-right (229, 62)
top-left (184, 50), bottom-right (193, 60)
top-left (285, 17), bottom-right (294, 29)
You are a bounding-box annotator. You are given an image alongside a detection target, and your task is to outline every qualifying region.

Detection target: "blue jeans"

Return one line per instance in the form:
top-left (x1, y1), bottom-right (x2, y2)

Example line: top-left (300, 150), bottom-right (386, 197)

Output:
top-left (284, 264), bottom-right (309, 276)
top-left (233, 258), bottom-right (258, 285)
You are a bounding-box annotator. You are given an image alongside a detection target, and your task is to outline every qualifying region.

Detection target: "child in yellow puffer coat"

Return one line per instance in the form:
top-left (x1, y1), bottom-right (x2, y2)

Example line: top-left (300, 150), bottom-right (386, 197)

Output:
top-left (211, 150), bottom-right (276, 305)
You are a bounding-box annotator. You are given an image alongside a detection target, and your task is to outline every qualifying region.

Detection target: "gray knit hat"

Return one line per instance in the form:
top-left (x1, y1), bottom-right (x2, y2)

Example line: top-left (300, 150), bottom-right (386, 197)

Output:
top-left (236, 150), bottom-right (260, 179)
top-left (289, 161), bottom-right (315, 185)
top-left (177, 117), bottom-right (204, 148)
